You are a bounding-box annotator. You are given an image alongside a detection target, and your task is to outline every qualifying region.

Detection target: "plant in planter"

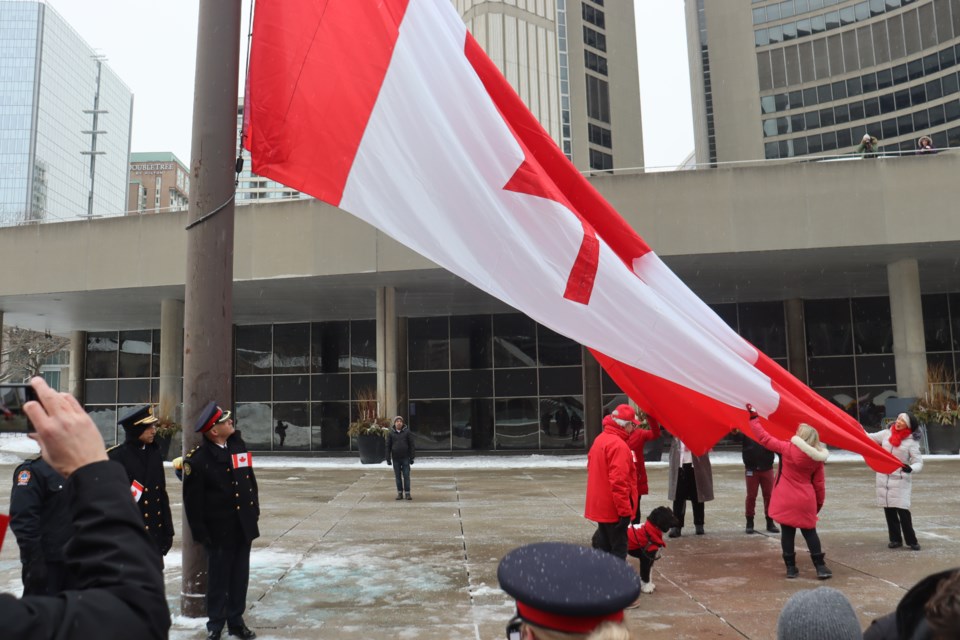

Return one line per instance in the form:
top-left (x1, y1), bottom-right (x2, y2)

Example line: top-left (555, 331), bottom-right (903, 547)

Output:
top-left (153, 416), bottom-right (183, 461)
top-left (348, 387), bottom-right (390, 463)
top-left (910, 363), bottom-right (960, 454)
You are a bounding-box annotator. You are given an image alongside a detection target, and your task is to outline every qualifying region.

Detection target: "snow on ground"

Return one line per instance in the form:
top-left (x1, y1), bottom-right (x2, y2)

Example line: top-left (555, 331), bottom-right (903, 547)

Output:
top-left (3, 432), bottom-right (955, 469)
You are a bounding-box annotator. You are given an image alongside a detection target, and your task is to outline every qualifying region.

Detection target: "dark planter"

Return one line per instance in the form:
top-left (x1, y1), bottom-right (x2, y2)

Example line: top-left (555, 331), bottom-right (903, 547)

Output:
top-left (357, 433), bottom-right (386, 464)
top-left (644, 435), bottom-right (665, 462)
top-left (924, 422), bottom-right (960, 454)
top-left (155, 432), bottom-right (181, 461)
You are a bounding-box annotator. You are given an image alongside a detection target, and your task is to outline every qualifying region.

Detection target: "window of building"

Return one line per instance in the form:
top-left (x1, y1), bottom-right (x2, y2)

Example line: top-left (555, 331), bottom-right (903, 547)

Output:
top-left (585, 75), bottom-right (610, 122)
top-left (582, 4), bottom-right (605, 29)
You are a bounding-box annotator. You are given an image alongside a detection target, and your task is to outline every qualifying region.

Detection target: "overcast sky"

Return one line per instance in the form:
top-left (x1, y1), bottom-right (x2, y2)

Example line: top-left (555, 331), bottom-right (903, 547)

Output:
top-left (49, 0), bottom-right (694, 172)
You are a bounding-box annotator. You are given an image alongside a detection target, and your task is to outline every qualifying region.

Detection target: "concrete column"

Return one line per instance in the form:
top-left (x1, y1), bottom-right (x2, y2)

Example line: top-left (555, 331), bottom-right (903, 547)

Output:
top-left (159, 299), bottom-right (184, 422)
top-left (888, 259), bottom-right (928, 397)
top-left (69, 331), bottom-right (86, 401)
top-left (582, 347), bottom-right (602, 447)
top-left (376, 286), bottom-right (398, 417)
top-left (784, 299), bottom-right (808, 384)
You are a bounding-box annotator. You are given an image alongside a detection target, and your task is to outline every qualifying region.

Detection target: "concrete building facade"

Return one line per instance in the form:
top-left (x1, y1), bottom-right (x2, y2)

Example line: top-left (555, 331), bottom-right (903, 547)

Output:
top-left (0, 0), bottom-right (133, 226)
top-left (686, 0), bottom-right (960, 165)
top-left (127, 152), bottom-right (189, 215)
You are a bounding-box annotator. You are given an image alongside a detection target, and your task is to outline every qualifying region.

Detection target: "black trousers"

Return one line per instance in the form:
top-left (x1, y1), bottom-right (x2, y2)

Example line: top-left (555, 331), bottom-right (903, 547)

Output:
top-left (591, 519), bottom-right (629, 560)
top-left (673, 463), bottom-right (704, 528)
top-left (780, 525), bottom-right (822, 556)
top-left (884, 507), bottom-right (918, 545)
top-left (206, 541), bottom-right (252, 633)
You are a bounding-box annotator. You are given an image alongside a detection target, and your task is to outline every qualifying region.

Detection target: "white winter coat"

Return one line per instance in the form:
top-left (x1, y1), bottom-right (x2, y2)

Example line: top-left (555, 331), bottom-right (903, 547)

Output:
top-left (867, 428), bottom-right (923, 509)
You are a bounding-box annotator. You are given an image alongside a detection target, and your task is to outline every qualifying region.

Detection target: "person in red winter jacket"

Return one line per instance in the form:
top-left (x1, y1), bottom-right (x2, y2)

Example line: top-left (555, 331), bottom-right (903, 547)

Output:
top-left (586, 404), bottom-right (640, 560)
top-left (746, 404), bottom-right (832, 580)
top-left (627, 415), bottom-right (661, 524)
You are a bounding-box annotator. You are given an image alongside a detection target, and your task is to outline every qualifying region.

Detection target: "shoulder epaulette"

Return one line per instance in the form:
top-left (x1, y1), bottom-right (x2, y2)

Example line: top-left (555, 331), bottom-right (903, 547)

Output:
top-left (184, 445), bottom-right (200, 459)
top-left (106, 444), bottom-right (122, 454)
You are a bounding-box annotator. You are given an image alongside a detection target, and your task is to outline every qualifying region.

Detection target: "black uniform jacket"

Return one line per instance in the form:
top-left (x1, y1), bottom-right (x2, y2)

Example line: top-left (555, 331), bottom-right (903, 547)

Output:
top-left (107, 440), bottom-right (174, 554)
top-left (0, 461), bottom-right (171, 640)
top-left (9, 457), bottom-right (72, 564)
top-left (182, 432), bottom-right (260, 547)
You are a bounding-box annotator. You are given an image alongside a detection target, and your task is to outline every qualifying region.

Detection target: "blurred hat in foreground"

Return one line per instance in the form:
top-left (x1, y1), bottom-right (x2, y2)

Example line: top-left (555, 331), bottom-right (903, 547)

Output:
top-left (497, 541), bottom-right (640, 633)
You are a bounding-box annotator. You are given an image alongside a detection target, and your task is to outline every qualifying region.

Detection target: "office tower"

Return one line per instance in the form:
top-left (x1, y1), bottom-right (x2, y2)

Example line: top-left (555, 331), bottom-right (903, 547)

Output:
top-left (0, 0), bottom-right (133, 225)
top-left (454, 0), bottom-right (644, 172)
top-left (687, 0), bottom-right (960, 165)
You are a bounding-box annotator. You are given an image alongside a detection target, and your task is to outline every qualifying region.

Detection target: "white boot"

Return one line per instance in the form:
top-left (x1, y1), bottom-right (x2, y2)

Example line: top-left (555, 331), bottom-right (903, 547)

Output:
top-left (640, 580), bottom-right (655, 594)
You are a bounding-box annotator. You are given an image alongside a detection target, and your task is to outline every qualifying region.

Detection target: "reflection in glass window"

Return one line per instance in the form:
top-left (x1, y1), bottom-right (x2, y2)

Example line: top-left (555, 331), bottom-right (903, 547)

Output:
top-left (312, 321), bottom-right (349, 373)
top-left (495, 397), bottom-right (539, 450)
top-left (86, 332), bottom-right (119, 379)
top-left (409, 317), bottom-right (450, 371)
top-left (236, 325), bottom-right (272, 375)
top-left (273, 403), bottom-right (309, 451)
top-left (409, 399), bottom-right (451, 450)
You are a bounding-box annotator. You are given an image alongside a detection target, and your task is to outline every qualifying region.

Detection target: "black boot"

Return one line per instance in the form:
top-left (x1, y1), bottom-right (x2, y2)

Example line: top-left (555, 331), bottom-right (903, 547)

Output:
top-left (668, 527), bottom-right (681, 538)
top-left (404, 492), bottom-right (412, 500)
top-left (396, 492), bottom-right (404, 500)
top-left (745, 517), bottom-right (755, 534)
top-left (811, 552), bottom-right (832, 580)
top-left (782, 553), bottom-right (799, 579)
top-left (766, 518), bottom-right (780, 533)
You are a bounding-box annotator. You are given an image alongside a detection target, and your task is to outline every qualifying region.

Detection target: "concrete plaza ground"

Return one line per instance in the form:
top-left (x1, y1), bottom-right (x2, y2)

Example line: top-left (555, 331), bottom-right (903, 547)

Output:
top-left (1, 453), bottom-right (958, 639)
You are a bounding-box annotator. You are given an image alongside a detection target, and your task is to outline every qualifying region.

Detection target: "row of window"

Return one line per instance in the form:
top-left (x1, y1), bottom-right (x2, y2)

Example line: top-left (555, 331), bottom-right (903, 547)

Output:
top-left (753, 0), bottom-right (942, 41)
top-left (758, 17), bottom-right (960, 92)
top-left (82, 293), bottom-right (960, 448)
top-left (583, 25), bottom-right (606, 52)
top-left (763, 111), bottom-right (960, 157)
top-left (762, 44), bottom-right (959, 113)
top-left (582, 3), bottom-right (604, 29)
top-left (584, 50), bottom-right (607, 76)
top-left (762, 70), bottom-right (960, 137)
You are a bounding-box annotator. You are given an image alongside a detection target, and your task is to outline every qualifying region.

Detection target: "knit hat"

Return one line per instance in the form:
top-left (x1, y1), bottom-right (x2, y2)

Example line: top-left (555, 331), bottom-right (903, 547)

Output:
top-left (776, 587), bottom-right (862, 640)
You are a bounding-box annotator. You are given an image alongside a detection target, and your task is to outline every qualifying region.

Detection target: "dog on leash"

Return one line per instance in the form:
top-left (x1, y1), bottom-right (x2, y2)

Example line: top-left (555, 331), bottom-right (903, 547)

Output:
top-left (627, 506), bottom-right (680, 593)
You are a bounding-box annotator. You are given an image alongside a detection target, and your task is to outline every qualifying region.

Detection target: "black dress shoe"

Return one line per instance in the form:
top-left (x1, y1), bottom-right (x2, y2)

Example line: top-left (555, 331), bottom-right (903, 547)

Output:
top-left (695, 525), bottom-right (705, 535)
top-left (228, 625), bottom-right (257, 639)
top-left (207, 630), bottom-right (222, 640)
top-left (909, 544), bottom-right (921, 551)
top-left (888, 541), bottom-right (903, 549)
top-left (668, 527), bottom-right (681, 538)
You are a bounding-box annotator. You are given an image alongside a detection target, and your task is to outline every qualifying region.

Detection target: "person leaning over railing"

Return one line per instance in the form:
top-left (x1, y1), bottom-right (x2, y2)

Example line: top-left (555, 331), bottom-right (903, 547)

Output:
top-left (0, 377), bottom-right (171, 640)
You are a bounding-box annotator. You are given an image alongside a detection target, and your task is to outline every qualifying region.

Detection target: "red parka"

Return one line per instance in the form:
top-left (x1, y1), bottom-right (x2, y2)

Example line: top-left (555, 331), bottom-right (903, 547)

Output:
top-left (626, 416), bottom-right (661, 495)
top-left (749, 417), bottom-right (827, 529)
top-left (584, 418), bottom-right (638, 523)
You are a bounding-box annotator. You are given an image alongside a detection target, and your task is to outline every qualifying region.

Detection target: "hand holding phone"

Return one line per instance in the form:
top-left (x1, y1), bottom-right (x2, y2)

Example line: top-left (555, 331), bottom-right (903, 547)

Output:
top-left (0, 383), bottom-right (38, 433)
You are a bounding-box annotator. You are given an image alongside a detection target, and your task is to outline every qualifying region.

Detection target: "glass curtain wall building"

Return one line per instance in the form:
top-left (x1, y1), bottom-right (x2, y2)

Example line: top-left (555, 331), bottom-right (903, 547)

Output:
top-left (82, 297), bottom-right (960, 450)
top-left (0, 1), bottom-right (133, 225)
top-left (687, 0), bottom-right (960, 163)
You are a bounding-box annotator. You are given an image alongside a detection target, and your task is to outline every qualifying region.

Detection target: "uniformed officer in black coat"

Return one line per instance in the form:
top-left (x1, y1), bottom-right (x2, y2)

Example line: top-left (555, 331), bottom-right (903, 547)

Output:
top-left (107, 405), bottom-right (175, 559)
top-left (9, 456), bottom-right (74, 595)
top-left (183, 401), bottom-right (259, 640)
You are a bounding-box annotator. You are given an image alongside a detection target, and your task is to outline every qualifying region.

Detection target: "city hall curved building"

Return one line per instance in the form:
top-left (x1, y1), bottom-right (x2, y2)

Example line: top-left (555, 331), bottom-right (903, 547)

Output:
top-left (687, 0), bottom-right (960, 163)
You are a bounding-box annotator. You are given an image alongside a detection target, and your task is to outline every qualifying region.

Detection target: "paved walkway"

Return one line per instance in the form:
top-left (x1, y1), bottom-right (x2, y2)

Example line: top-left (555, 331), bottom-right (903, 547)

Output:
top-left (1, 457), bottom-right (958, 639)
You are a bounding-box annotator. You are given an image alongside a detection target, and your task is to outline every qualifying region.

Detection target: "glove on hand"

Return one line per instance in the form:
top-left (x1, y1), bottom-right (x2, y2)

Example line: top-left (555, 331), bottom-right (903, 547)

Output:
top-left (746, 404), bottom-right (759, 420)
top-left (617, 516), bottom-right (631, 529)
top-left (386, 460), bottom-right (392, 466)
top-left (409, 458), bottom-right (414, 465)
top-left (901, 465), bottom-right (912, 473)
top-left (23, 556), bottom-right (47, 593)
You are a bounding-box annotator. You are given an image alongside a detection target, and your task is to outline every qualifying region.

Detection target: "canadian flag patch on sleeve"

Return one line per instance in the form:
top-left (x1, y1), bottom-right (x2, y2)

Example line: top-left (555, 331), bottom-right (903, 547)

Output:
top-left (131, 479), bottom-right (145, 502)
top-left (232, 452), bottom-right (252, 469)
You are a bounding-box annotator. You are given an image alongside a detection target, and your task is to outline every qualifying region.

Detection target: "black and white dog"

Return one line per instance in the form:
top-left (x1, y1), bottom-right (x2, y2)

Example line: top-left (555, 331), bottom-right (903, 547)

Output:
top-left (627, 506), bottom-right (680, 593)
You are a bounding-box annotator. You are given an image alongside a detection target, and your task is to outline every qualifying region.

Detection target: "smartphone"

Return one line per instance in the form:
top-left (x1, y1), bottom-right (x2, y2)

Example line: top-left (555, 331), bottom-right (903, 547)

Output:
top-left (0, 383), bottom-right (38, 433)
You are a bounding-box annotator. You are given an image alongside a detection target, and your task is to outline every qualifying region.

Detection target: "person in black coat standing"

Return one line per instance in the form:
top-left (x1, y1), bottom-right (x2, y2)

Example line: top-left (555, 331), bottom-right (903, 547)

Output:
top-left (740, 431), bottom-right (780, 535)
top-left (386, 415), bottom-right (415, 500)
top-left (9, 456), bottom-right (74, 595)
top-left (183, 402), bottom-right (259, 640)
top-left (107, 405), bottom-right (174, 560)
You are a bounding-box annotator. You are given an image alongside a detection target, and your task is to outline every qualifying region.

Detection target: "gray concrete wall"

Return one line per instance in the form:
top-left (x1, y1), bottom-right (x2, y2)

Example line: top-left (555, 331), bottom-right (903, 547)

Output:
top-left (2, 154), bottom-right (957, 299)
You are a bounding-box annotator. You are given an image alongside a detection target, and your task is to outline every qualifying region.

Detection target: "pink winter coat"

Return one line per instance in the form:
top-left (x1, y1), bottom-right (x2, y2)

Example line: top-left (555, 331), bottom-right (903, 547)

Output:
top-left (585, 420), bottom-right (638, 523)
top-left (749, 417), bottom-right (828, 529)
top-left (627, 416), bottom-right (661, 495)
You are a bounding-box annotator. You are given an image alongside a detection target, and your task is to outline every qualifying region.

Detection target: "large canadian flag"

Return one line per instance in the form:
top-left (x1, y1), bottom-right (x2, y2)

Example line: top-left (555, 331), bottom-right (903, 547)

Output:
top-left (246, 0), bottom-right (901, 472)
